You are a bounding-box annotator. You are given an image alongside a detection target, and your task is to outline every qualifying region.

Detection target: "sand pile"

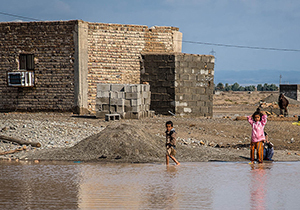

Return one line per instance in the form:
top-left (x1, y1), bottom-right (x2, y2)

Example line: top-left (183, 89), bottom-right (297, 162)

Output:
top-left (262, 93), bottom-right (300, 105)
top-left (26, 123), bottom-right (165, 163)
top-left (261, 93), bottom-right (279, 103)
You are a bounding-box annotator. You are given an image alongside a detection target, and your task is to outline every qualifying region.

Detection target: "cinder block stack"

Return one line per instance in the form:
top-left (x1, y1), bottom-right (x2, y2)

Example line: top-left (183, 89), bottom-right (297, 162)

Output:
top-left (96, 84), bottom-right (154, 119)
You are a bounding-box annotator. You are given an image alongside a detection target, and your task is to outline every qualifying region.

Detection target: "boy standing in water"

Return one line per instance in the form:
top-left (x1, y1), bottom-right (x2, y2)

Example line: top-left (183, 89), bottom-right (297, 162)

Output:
top-left (165, 121), bottom-right (180, 165)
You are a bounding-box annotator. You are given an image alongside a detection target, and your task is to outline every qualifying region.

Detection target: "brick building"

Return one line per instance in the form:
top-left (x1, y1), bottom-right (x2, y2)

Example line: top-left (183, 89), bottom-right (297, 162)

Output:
top-left (0, 20), bottom-right (214, 117)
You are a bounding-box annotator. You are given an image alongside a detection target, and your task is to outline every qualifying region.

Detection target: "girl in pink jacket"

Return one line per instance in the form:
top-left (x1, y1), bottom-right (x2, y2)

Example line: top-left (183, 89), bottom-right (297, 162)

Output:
top-left (247, 110), bottom-right (267, 163)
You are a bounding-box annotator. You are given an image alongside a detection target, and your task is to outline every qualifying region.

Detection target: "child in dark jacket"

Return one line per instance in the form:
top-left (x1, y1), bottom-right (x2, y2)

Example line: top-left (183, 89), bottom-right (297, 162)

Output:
top-left (165, 121), bottom-right (180, 165)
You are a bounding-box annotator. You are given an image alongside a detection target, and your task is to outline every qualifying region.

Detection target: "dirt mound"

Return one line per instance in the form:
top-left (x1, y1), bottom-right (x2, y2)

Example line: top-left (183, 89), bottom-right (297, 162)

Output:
top-left (261, 93), bottom-right (278, 103)
top-left (261, 93), bottom-right (300, 105)
top-left (26, 123), bottom-right (165, 163)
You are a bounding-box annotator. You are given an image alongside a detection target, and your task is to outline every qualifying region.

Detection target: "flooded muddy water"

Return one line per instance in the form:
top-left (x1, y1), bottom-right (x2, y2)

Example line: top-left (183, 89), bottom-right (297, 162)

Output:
top-left (0, 161), bottom-right (300, 209)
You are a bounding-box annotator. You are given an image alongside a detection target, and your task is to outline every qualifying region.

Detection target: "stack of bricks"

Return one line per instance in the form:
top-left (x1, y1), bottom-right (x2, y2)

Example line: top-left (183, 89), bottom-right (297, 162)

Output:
top-left (96, 84), bottom-right (153, 119)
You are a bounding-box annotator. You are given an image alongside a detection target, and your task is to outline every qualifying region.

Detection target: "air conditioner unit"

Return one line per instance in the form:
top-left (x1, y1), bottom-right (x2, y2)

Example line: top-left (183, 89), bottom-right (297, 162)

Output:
top-left (7, 71), bottom-right (35, 87)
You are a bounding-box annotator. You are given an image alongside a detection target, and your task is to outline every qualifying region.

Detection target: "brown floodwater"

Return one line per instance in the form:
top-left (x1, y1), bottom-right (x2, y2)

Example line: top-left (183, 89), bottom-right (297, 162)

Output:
top-left (0, 161), bottom-right (300, 209)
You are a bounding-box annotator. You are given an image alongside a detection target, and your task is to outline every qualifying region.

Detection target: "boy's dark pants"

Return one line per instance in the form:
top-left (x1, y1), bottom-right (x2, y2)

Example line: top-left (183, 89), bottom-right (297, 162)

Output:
top-left (250, 141), bottom-right (264, 163)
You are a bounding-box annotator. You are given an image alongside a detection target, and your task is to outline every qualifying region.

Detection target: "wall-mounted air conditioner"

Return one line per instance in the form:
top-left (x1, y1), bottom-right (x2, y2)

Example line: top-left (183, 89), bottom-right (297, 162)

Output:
top-left (7, 71), bottom-right (35, 87)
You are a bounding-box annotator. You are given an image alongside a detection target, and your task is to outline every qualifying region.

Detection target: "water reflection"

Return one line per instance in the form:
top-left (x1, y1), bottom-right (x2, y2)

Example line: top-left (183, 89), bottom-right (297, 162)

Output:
top-left (1, 161), bottom-right (300, 209)
top-left (249, 163), bottom-right (273, 210)
top-left (0, 161), bottom-right (80, 210)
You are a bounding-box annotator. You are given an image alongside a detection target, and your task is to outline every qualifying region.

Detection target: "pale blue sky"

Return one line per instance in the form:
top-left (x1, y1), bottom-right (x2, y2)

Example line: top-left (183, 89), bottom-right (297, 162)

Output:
top-left (1, 0), bottom-right (299, 85)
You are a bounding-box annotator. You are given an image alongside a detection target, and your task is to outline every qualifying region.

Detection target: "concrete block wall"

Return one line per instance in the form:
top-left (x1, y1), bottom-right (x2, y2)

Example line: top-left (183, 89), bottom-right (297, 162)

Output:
top-left (96, 84), bottom-right (152, 119)
top-left (0, 20), bottom-right (77, 111)
top-left (140, 54), bottom-right (176, 114)
top-left (280, 84), bottom-right (300, 101)
top-left (141, 53), bottom-right (215, 117)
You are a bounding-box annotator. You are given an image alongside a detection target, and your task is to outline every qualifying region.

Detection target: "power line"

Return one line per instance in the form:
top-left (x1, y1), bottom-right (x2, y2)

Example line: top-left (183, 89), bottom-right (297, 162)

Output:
top-left (0, 11), bottom-right (41, 21)
top-left (182, 40), bottom-right (300, 52)
top-left (1, 11), bottom-right (299, 53)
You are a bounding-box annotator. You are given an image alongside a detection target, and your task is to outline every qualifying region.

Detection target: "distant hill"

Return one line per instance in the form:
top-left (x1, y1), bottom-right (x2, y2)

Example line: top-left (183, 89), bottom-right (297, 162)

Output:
top-left (214, 70), bottom-right (300, 86)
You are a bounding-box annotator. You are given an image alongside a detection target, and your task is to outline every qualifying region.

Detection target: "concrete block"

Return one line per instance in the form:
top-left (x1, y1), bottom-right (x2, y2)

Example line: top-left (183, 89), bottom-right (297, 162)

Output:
top-left (130, 85), bottom-right (138, 93)
top-left (192, 94), bottom-right (201, 101)
top-left (110, 91), bottom-right (118, 99)
top-left (124, 99), bottom-right (131, 107)
top-left (132, 105), bottom-right (141, 112)
top-left (162, 81), bottom-right (174, 87)
top-left (105, 113), bottom-right (120, 121)
top-left (118, 92), bottom-right (125, 99)
top-left (142, 92), bottom-right (149, 99)
top-left (145, 85), bottom-right (150, 92)
top-left (183, 94), bottom-right (192, 101)
top-left (97, 91), bottom-right (110, 98)
top-left (197, 101), bottom-right (205, 106)
top-left (117, 105), bottom-right (125, 113)
top-left (201, 107), bottom-right (208, 113)
top-left (102, 104), bottom-right (110, 111)
top-left (183, 80), bottom-right (193, 87)
top-left (129, 111), bottom-right (142, 119)
top-left (96, 110), bottom-right (109, 119)
top-left (144, 98), bottom-right (150, 106)
top-left (136, 84), bottom-right (143, 92)
top-left (131, 99), bottom-right (142, 106)
top-left (125, 92), bottom-right (141, 99)
top-left (147, 110), bottom-right (155, 117)
top-left (200, 95), bottom-right (209, 101)
top-left (110, 98), bottom-right (125, 106)
top-left (196, 87), bottom-right (206, 94)
top-left (97, 84), bottom-right (111, 92)
top-left (119, 112), bottom-right (127, 119)
top-left (96, 97), bottom-right (110, 104)
top-left (111, 84), bottom-right (125, 92)
top-left (124, 85), bottom-right (132, 92)
top-left (188, 61), bottom-right (198, 68)
top-left (95, 104), bottom-right (102, 111)
top-left (110, 105), bottom-right (117, 113)
top-left (125, 106), bottom-right (132, 112)
top-left (157, 87), bottom-right (167, 93)
top-left (189, 101), bottom-right (197, 106)
top-left (141, 104), bottom-right (146, 111)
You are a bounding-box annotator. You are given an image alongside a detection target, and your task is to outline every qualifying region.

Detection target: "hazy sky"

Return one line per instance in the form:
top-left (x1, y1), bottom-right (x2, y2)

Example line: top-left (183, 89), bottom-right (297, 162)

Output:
top-left (1, 0), bottom-right (299, 84)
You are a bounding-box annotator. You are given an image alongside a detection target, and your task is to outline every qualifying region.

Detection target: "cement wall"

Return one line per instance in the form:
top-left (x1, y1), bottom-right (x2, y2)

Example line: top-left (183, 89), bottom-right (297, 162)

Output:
top-left (280, 84), bottom-right (300, 101)
top-left (140, 53), bottom-right (215, 117)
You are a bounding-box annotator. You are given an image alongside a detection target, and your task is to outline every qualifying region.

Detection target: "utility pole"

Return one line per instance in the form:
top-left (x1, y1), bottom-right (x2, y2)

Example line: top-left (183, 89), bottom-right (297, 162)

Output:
top-left (279, 74), bottom-right (282, 84)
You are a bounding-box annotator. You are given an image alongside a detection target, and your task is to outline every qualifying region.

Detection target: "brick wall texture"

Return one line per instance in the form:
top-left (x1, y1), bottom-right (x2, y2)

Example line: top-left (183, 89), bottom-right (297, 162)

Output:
top-left (141, 53), bottom-right (215, 117)
top-left (0, 20), bottom-right (179, 112)
top-left (0, 21), bottom-right (77, 111)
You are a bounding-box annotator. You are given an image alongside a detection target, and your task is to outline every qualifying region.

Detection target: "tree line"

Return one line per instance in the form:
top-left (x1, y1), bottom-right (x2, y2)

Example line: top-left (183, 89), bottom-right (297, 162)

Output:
top-left (215, 82), bottom-right (279, 91)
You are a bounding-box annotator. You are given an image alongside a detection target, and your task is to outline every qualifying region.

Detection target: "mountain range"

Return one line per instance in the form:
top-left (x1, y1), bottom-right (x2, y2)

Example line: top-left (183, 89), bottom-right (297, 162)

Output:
top-left (214, 70), bottom-right (300, 86)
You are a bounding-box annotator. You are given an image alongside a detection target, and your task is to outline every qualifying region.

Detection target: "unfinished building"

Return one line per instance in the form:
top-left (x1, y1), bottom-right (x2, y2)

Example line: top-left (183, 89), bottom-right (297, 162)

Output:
top-left (0, 20), bottom-right (214, 117)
